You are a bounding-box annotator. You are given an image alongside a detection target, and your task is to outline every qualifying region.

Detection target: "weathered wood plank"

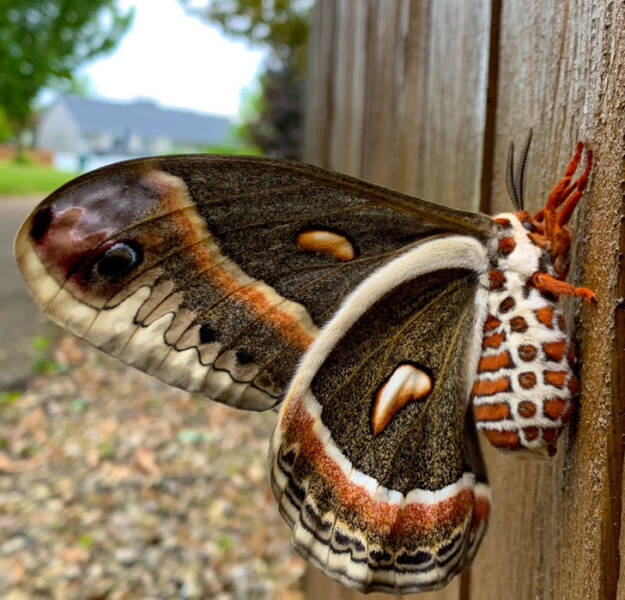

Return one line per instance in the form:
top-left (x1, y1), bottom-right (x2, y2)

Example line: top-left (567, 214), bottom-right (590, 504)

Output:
top-left (305, 0), bottom-right (492, 207)
top-left (302, 0), bottom-right (337, 166)
top-left (469, 2), bottom-right (625, 599)
top-left (326, 0), bottom-right (367, 176)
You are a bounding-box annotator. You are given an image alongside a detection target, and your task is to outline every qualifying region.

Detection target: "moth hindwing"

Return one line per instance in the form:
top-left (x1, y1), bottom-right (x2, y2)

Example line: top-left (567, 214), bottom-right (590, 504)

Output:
top-left (14, 146), bottom-right (593, 593)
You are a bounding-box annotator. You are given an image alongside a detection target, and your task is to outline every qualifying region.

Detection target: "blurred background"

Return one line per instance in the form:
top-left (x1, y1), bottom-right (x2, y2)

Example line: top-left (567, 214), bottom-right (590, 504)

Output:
top-left (0, 1), bottom-right (312, 598)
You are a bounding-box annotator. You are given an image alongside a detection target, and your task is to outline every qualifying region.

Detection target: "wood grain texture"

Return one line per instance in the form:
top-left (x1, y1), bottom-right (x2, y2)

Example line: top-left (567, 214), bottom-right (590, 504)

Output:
top-left (471, 2), bottom-right (625, 599)
top-left (305, 0), bottom-right (492, 209)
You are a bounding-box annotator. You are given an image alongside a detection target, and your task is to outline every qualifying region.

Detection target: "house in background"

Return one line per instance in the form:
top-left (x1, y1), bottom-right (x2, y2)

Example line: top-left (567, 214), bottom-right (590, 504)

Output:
top-left (36, 94), bottom-right (233, 171)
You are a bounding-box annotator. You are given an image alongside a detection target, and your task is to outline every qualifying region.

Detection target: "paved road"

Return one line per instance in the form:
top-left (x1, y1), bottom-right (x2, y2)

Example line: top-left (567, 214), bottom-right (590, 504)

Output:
top-left (0, 196), bottom-right (61, 389)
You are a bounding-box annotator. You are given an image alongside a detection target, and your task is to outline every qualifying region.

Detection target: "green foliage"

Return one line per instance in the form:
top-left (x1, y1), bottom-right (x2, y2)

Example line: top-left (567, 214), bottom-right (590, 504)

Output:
top-left (182, 0), bottom-right (312, 159)
top-left (0, 107), bottom-right (11, 142)
top-left (11, 152), bottom-right (35, 166)
top-left (98, 440), bottom-right (115, 458)
top-left (182, 0), bottom-right (311, 69)
top-left (0, 391), bottom-right (21, 408)
top-left (0, 161), bottom-right (77, 194)
top-left (245, 59), bottom-right (303, 159)
top-left (0, 1), bottom-right (134, 139)
top-left (52, 72), bottom-right (96, 98)
top-left (202, 143), bottom-right (262, 156)
top-left (31, 335), bottom-right (66, 374)
top-left (217, 534), bottom-right (233, 552)
top-left (78, 533), bottom-right (94, 549)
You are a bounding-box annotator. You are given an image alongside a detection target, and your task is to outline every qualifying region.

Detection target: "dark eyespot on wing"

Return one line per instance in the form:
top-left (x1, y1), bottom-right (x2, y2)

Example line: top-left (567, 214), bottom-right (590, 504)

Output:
top-left (94, 241), bottom-right (144, 281)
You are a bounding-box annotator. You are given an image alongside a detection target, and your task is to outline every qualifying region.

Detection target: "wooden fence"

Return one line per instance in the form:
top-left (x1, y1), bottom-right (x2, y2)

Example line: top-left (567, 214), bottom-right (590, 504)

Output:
top-left (301, 1), bottom-right (625, 598)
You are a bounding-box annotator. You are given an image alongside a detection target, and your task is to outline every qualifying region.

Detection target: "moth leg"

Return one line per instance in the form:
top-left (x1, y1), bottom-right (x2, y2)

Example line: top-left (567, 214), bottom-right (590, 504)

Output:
top-left (531, 271), bottom-right (596, 303)
top-left (538, 141), bottom-right (584, 236)
top-left (534, 143), bottom-right (592, 278)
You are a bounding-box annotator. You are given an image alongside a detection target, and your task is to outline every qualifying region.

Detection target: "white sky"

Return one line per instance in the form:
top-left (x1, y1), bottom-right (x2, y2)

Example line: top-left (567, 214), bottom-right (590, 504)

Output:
top-left (78, 0), bottom-right (266, 117)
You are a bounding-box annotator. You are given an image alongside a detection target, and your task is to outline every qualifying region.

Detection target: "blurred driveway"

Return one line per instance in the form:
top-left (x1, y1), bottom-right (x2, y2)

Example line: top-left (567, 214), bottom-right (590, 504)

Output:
top-left (0, 196), bottom-right (60, 389)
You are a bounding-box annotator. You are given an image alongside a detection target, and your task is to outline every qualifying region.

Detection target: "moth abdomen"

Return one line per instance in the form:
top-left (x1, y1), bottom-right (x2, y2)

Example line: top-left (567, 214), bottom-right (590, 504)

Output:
top-left (473, 143), bottom-right (593, 455)
top-left (474, 212), bottom-right (580, 455)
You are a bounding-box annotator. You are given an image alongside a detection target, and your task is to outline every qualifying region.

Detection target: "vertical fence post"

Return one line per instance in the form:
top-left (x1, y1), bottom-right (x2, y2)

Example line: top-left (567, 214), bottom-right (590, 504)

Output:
top-left (470, 3), bottom-right (625, 599)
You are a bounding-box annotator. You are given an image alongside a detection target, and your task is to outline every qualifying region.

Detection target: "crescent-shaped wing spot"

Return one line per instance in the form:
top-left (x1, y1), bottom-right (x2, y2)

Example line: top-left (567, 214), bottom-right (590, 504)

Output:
top-left (371, 363), bottom-right (432, 437)
top-left (296, 229), bottom-right (356, 261)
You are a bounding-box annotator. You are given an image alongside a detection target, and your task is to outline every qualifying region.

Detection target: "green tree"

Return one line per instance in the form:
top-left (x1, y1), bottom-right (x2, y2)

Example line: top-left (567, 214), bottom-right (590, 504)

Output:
top-left (181, 0), bottom-right (312, 159)
top-left (0, 108), bottom-right (11, 143)
top-left (0, 1), bottom-right (133, 150)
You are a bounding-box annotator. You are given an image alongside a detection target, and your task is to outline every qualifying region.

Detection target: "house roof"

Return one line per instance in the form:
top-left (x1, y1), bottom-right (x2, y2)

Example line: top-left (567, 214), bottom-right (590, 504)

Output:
top-left (58, 94), bottom-right (232, 145)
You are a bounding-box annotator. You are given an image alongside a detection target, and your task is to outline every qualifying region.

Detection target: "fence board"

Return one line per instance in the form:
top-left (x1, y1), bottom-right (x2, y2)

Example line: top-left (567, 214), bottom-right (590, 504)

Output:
top-left (469, 2), bottom-right (625, 599)
top-left (305, 0), bottom-right (492, 207)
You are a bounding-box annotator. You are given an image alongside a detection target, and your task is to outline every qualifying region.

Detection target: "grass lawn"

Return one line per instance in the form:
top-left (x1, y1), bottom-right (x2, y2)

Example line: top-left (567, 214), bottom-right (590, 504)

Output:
top-left (0, 162), bottom-right (78, 195)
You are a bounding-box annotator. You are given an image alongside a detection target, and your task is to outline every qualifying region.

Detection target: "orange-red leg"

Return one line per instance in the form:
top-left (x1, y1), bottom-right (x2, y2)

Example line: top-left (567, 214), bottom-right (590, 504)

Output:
top-left (531, 143), bottom-right (592, 279)
top-left (535, 141), bottom-right (586, 236)
top-left (531, 272), bottom-right (596, 303)
top-left (557, 149), bottom-right (592, 227)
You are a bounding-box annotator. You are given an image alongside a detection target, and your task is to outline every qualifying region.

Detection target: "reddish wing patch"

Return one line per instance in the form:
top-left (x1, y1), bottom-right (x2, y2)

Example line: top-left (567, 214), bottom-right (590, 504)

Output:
top-left (280, 396), bottom-right (476, 538)
top-left (498, 237), bottom-right (515, 254)
top-left (483, 314), bottom-right (501, 331)
top-left (510, 316), bottom-right (528, 333)
top-left (518, 344), bottom-right (537, 361)
top-left (536, 306), bottom-right (554, 328)
top-left (544, 370), bottom-right (567, 388)
top-left (498, 296), bottom-right (516, 313)
top-left (542, 428), bottom-right (557, 443)
top-left (489, 269), bottom-right (505, 290)
top-left (523, 427), bottom-right (539, 441)
top-left (568, 376), bottom-right (580, 396)
top-left (518, 401), bottom-right (537, 418)
top-left (518, 372), bottom-right (537, 389)
top-left (482, 429), bottom-right (520, 449)
top-left (544, 397), bottom-right (568, 420)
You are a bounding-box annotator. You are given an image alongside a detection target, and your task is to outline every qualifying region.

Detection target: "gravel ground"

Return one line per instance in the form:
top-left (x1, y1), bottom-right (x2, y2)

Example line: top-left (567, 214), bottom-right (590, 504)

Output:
top-left (0, 335), bottom-right (305, 600)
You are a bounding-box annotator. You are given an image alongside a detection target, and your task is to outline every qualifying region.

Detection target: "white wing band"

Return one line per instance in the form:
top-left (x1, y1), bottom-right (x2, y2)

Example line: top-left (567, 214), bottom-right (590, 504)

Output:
top-left (286, 235), bottom-right (488, 402)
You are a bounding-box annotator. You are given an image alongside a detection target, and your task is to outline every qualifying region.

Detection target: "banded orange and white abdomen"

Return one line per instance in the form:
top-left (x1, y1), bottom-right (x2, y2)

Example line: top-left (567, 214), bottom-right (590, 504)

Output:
top-left (472, 213), bottom-right (578, 455)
